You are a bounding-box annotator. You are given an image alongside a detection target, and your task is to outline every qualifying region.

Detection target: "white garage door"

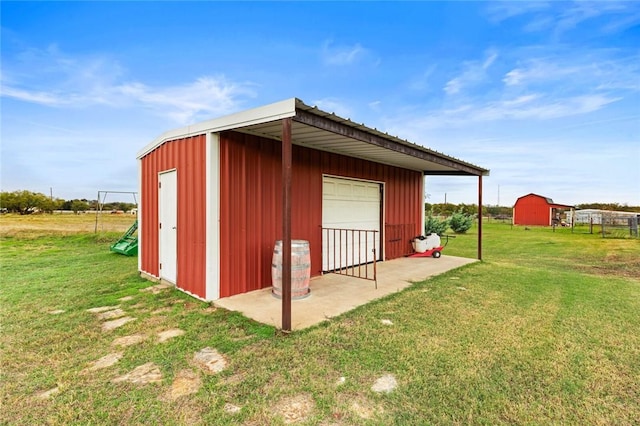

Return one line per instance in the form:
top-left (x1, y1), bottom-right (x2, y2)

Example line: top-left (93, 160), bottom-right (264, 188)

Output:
top-left (322, 176), bottom-right (381, 271)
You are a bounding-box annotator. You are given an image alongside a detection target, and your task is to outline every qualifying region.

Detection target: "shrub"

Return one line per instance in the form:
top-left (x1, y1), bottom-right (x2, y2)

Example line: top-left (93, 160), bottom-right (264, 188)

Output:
top-left (449, 209), bottom-right (473, 233)
top-left (425, 211), bottom-right (449, 235)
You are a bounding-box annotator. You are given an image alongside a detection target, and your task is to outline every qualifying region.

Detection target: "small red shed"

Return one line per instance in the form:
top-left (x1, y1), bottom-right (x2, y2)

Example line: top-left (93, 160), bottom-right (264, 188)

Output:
top-left (513, 193), bottom-right (574, 226)
top-left (137, 98), bottom-right (489, 311)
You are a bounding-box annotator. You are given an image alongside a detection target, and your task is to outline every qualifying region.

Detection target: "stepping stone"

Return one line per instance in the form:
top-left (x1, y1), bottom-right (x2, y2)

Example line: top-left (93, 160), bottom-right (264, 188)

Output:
top-left (97, 308), bottom-right (126, 320)
top-left (193, 347), bottom-right (227, 374)
top-left (457, 286), bottom-right (467, 291)
top-left (380, 319), bottom-right (393, 326)
top-left (35, 387), bottom-right (59, 399)
top-left (157, 329), bottom-right (185, 343)
top-left (102, 317), bottom-right (136, 332)
top-left (166, 369), bottom-right (201, 400)
top-left (335, 376), bottom-right (346, 386)
top-left (224, 403), bottom-right (241, 414)
top-left (87, 305), bottom-right (120, 314)
top-left (371, 374), bottom-right (397, 393)
top-left (118, 296), bottom-right (135, 302)
top-left (48, 309), bottom-right (65, 315)
top-left (112, 334), bottom-right (147, 347)
top-left (112, 362), bottom-right (162, 385)
top-left (85, 352), bottom-right (123, 371)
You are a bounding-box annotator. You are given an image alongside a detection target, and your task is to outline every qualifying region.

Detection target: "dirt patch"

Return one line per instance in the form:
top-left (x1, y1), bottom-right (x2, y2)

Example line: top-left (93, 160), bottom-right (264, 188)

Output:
top-left (102, 316), bottom-right (136, 331)
top-left (193, 347), bottom-right (228, 374)
top-left (165, 369), bottom-right (201, 401)
top-left (157, 328), bottom-right (185, 343)
top-left (118, 296), bottom-right (135, 302)
top-left (48, 309), bottom-right (65, 315)
top-left (220, 372), bottom-right (245, 386)
top-left (350, 398), bottom-right (381, 419)
top-left (141, 284), bottom-right (172, 294)
top-left (112, 362), bottom-right (162, 385)
top-left (271, 393), bottom-right (315, 424)
top-left (112, 334), bottom-right (147, 347)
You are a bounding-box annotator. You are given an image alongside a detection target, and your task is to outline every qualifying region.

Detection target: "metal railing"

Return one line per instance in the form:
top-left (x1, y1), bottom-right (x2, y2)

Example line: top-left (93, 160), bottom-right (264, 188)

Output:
top-left (321, 227), bottom-right (378, 288)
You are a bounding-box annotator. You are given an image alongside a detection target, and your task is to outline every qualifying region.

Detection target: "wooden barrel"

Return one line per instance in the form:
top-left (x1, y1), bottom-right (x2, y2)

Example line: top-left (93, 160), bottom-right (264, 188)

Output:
top-left (271, 240), bottom-right (311, 299)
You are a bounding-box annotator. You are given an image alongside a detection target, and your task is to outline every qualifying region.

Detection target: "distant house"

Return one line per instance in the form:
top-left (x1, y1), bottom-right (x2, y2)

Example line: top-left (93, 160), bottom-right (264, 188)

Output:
top-left (513, 193), bottom-right (574, 226)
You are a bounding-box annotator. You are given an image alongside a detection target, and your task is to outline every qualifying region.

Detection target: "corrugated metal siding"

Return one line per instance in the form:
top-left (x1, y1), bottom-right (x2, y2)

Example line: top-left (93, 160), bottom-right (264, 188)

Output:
top-left (140, 135), bottom-right (207, 298)
top-left (514, 194), bottom-right (550, 226)
top-left (219, 131), bottom-right (422, 297)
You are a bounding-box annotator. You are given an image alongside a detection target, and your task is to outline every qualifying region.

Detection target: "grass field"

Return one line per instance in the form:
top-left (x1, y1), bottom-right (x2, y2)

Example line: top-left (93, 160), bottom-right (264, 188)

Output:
top-left (1, 214), bottom-right (639, 425)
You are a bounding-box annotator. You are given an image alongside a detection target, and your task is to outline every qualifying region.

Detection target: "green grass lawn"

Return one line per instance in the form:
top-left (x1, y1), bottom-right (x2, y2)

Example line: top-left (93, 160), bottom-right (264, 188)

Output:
top-left (1, 217), bottom-right (639, 425)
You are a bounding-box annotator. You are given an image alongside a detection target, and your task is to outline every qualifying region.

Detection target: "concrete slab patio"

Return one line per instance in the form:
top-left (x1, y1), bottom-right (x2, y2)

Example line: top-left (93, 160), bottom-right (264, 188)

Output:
top-left (214, 255), bottom-right (477, 330)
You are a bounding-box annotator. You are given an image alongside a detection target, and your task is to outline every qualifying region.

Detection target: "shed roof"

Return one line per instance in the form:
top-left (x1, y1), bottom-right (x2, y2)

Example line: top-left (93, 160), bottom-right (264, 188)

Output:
top-left (514, 193), bottom-right (574, 209)
top-left (138, 98), bottom-right (489, 176)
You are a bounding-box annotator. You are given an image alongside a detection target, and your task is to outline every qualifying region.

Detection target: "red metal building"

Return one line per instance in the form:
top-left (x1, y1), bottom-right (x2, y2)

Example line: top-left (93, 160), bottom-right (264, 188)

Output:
top-left (137, 98), bottom-right (489, 305)
top-left (513, 193), bottom-right (574, 226)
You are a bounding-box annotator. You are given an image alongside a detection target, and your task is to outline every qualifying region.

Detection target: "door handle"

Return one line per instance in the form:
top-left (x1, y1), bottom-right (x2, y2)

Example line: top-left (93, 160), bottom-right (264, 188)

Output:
top-left (172, 226), bottom-right (177, 230)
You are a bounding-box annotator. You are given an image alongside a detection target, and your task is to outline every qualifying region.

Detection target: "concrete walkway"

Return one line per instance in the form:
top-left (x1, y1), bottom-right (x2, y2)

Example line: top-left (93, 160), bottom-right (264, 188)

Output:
top-left (214, 255), bottom-right (477, 330)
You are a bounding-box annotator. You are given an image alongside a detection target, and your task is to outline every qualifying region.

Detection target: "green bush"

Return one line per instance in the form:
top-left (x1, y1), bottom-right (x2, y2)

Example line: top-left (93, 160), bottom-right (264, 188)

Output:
top-left (425, 211), bottom-right (449, 235)
top-left (449, 209), bottom-right (473, 233)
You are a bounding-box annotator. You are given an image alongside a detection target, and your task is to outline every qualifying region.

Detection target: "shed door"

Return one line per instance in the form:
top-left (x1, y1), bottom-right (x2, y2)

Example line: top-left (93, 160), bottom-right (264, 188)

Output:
top-left (322, 176), bottom-right (381, 271)
top-left (159, 170), bottom-right (177, 284)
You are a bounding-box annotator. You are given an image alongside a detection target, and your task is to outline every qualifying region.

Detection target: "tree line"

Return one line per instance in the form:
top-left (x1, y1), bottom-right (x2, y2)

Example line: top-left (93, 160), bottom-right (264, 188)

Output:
top-left (426, 202), bottom-right (640, 218)
top-left (2, 189), bottom-right (638, 216)
top-left (0, 190), bottom-right (136, 215)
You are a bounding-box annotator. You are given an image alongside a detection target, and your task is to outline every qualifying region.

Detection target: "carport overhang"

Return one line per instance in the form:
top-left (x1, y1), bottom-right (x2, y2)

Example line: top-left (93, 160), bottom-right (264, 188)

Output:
top-left (138, 97), bottom-right (490, 331)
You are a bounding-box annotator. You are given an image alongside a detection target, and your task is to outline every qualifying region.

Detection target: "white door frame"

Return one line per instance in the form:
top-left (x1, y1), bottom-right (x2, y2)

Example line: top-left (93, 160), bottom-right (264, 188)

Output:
top-left (158, 169), bottom-right (178, 284)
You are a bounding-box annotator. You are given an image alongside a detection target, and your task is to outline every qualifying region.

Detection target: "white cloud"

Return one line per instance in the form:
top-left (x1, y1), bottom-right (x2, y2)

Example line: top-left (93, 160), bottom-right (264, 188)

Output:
top-left (485, 1), bottom-right (551, 23)
top-left (487, 1), bottom-right (640, 37)
top-left (1, 46), bottom-right (256, 124)
top-left (321, 40), bottom-right (372, 66)
top-left (444, 49), bottom-right (499, 95)
top-left (502, 53), bottom-right (640, 93)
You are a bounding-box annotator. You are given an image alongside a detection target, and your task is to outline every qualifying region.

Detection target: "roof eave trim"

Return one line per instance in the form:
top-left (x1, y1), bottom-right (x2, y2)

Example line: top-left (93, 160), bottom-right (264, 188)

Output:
top-left (292, 107), bottom-right (489, 177)
top-left (136, 98), bottom-right (297, 159)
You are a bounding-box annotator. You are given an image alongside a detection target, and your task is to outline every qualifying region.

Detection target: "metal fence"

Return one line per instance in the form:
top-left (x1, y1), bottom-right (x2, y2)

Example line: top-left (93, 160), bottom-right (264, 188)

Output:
top-left (321, 227), bottom-right (378, 287)
top-left (571, 213), bottom-right (639, 238)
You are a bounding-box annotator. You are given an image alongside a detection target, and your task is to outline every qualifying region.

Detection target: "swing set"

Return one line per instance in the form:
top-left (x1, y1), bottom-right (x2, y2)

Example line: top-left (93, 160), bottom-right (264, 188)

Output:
top-left (94, 190), bottom-right (139, 256)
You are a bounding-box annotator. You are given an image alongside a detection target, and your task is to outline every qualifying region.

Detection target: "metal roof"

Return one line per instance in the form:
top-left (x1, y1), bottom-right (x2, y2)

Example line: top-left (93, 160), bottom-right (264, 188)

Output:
top-left (138, 97), bottom-right (489, 177)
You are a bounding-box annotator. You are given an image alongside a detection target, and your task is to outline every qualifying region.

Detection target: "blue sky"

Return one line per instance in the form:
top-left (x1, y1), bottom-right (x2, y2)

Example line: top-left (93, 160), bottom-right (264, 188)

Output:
top-left (1, 1), bottom-right (639, 206)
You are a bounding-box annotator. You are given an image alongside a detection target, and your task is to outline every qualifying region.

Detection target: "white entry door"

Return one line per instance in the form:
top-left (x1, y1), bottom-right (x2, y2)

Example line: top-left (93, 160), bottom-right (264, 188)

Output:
top-left (159, 170), bottom-right (177, 284)
top-left (322, 176), bottom-right (381, 271)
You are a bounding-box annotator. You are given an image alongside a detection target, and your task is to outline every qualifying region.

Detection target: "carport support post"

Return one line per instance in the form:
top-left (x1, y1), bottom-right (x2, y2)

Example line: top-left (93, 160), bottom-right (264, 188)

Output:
top-left (478, 175), bottom-right (483, 261)
top-left (281, 118), bottom-right (293, 332)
